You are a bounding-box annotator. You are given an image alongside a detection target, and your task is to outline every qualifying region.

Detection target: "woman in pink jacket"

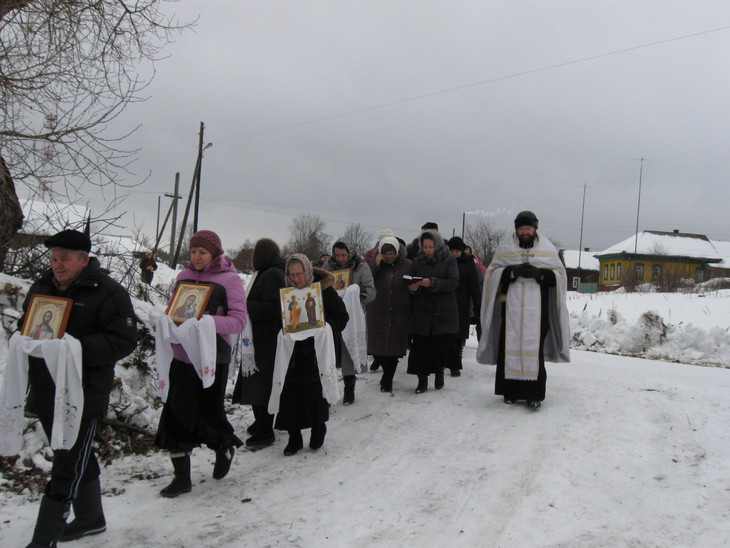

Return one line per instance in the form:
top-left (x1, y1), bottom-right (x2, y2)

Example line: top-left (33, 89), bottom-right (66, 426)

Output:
top-left (155, 230), bottom-right (248, 497)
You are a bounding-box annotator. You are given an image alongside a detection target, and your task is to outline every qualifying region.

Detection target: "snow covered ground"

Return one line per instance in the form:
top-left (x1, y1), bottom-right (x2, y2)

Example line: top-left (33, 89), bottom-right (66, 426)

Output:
top-left (1, 346), bottom-right (729, 547)
top-left (2, 268), bottom-right (730, 547)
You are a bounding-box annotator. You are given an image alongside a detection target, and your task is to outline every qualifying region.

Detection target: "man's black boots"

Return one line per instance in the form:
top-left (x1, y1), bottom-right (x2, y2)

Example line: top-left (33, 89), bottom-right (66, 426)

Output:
top-left (26, 495), bottom-right (71, 547)
top-left (59, 477), bottom-right (106, 542)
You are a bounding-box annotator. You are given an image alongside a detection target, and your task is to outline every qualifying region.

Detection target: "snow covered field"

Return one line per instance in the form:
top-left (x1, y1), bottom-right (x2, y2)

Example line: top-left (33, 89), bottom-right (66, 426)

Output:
top-left (1, 270), bottom-right (730, 547)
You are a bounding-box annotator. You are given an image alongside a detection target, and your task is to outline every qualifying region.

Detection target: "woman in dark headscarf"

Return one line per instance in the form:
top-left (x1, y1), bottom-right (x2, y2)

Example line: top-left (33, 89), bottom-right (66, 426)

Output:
top-left (446, 236), bottom-right (481, 376)
top-left (232, 238), bottom-right (286, 451)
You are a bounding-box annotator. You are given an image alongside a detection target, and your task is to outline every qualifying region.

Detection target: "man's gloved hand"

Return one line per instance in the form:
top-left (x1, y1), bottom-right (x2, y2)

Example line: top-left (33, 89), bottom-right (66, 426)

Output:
top-left (514, 263), bottom-right (543, 280)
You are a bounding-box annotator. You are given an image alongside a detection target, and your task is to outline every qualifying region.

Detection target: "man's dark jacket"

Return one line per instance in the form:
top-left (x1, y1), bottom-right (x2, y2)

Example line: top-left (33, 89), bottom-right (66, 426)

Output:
top-left (20, 257), bottom-right (138, 419)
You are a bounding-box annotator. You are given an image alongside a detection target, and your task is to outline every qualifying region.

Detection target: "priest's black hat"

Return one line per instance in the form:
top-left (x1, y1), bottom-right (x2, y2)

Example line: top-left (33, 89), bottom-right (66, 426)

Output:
top-left (514, 211), bottom-right (539, 229)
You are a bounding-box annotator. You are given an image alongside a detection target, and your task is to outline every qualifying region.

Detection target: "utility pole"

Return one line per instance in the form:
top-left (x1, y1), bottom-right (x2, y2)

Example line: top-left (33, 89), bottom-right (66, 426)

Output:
top-left (166, 173), bottom-right (181, 260)
top-left (193, 122), bottom-right (204, 233)
top-left (634, 158), bottom-right (646, 254)
top-left (578, 183), bottom-right (587, 270)
top-left (172, 123), bottom-right (212, 267)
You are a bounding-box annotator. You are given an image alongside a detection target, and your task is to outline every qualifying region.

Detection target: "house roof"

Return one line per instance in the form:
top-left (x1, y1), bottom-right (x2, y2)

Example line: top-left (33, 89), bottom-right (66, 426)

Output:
top-left (595, 230), bottom-right (721, 261)
top-left (709, 240), bottom-right (730, 269)
top-left (561, 250), bottom-right (600, 270)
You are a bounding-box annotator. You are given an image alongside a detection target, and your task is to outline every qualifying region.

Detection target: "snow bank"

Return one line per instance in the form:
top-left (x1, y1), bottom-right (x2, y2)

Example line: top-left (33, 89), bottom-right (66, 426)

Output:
top-left (567, 289), bottom-right (730, 367)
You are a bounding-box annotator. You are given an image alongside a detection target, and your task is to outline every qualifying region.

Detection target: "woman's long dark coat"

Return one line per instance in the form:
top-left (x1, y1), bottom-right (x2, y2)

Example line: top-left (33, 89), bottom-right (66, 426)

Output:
top-left (408, 237), bottom-right (459, 337)
top-left (454, 252), bottom-right (481, 341)
top-left (366, 245), bottom-right (412, 357)
top-left (232, 256), bottom-right (286, 406)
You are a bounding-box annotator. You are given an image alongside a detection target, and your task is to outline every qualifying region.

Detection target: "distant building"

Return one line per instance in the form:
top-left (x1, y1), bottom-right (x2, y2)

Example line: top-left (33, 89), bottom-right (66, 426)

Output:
top-left (594, 230), bottom-right (723, 291)
top-left (561, 249), bottom-right (600, 292)
top-left (706, 240), bottom-right (730, 280)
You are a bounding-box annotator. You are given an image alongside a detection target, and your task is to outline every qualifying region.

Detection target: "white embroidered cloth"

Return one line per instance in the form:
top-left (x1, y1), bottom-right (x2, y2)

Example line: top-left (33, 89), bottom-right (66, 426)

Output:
top-left (268, 324), bottom-right (340, 414)
top-left (236, 321), bottom-right (257, 377)
top-left (237, 273), bottom-right (258, 377)
top-left (504, 279), bottom-right (542, 380)
top-left (0, 333), bottom-right (84, 454)
top-left (337, 284), bottom-right (367, 373)
top-left (154, 314), bottom-right (217, 402)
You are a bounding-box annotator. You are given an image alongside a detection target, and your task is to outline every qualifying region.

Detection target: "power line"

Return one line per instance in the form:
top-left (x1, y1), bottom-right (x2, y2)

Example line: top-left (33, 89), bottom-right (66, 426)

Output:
top-left (217, 24), bottom-right (730, 144)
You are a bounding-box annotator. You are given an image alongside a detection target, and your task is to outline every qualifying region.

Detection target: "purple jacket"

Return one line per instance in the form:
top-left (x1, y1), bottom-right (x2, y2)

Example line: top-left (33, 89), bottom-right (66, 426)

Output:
top-left (170, 257), bottom-right (248, 364)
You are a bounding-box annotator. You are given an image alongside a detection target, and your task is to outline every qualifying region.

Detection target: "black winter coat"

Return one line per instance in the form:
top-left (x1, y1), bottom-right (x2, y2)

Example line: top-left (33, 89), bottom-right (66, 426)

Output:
top-left (408, 237), bottom-right (459, 337)
top-left (21, 258), bottom-right (138, 419)
top-left (366, 245), bottom-right (412, 357)
top-left (454, 253), bottom-right (482, 340)
top-left (232, 256), bottom-right (286, 405)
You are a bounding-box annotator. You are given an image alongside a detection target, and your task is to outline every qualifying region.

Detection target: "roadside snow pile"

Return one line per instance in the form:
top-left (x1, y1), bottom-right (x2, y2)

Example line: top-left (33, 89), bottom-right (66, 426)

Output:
top-left (568, 288), bottom-right (730, 367)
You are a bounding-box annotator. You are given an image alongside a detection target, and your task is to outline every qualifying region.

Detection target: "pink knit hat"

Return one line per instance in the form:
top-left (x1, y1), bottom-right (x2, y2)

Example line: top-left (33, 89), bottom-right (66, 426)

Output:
top-left (189, 230), bottom-right (224, 257)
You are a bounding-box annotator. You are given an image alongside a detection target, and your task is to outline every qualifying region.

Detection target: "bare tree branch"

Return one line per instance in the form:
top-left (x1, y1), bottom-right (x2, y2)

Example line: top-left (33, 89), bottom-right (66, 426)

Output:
top-left (285, 214), bottom-right (331, 261)
top-left (0, 0), bottom-right (193, 263)
top-left (337, 223), bottom-right (373, 257)
top-left (464, 219), bottom-right (507, 266)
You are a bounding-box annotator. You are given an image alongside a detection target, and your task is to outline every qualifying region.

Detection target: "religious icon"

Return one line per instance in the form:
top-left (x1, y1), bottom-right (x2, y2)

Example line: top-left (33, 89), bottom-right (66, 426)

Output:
top-left (21, 295), bottom-right (73, 339)
top-left (280, 282), bottom-right (325, 334)
top-left (166, 282), bottom-right (213, 324)
top-left (333, 267), bottom-right (354, 291)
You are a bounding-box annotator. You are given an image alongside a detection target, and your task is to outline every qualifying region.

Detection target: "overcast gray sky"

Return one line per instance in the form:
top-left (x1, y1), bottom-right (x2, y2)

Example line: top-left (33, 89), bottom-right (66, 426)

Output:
top-left (66, 0), bottom-right (730, 254)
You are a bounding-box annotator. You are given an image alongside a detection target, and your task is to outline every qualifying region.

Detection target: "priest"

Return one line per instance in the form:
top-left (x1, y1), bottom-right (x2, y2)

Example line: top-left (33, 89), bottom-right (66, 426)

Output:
top-left (476, 211), bottom-right (570, 409)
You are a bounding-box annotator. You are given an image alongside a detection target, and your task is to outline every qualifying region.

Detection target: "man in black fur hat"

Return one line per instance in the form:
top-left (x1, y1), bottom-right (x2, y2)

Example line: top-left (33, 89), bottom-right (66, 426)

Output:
top-left (20, 230), bottom-right (137, 546)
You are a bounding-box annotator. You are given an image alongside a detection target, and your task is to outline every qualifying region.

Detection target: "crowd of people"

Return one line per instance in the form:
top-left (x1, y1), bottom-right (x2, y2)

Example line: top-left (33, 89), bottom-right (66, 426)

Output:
top-left (7, 210), bottom-right (569, 546)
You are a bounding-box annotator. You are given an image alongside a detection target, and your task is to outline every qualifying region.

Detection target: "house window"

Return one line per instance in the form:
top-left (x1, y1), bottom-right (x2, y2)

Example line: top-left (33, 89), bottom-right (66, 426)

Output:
top-left (603, 265), bottom-right (609, 281)
top-left (652, 264), bottom-right (662, 281)
top-left (696, 268), bottom-right (704, 282)
top-left (635, 263), bottom-right (644, 280)
top-left (610, 264), bottom-right (615, 280)
top-left (617, 263), bottom-right (622, 280)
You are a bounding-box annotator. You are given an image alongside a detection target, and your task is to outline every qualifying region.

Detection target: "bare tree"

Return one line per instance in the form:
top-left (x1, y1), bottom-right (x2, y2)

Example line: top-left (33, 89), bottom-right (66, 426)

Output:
top-left (621, 263), bottom-right (641, 293)
top-left (0, 0), bottom-right (191, 263)
top-left (464, 219), bottom-right (507, 266)
top-left (229, 239), bottom-right (256, 273)
top-left (338, 223), bottom-right (373, 257)
top-left (284, 214), bottom-right (330, 261)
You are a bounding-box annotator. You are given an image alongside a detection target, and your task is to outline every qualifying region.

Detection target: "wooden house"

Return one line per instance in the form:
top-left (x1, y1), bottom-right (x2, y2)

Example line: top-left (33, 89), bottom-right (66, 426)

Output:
top-left (594, 230), bottom-right (722, 291)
